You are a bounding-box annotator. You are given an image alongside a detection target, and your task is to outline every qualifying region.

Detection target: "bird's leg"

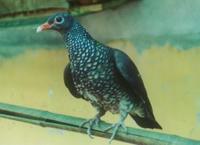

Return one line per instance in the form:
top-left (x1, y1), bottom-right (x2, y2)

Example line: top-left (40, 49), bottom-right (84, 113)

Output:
top-left (104, 99), bottom-right (132, 143)
top-left (80, 108), bottom-right (105, 138)
top-left (104, 111), bottom-right (128, 143)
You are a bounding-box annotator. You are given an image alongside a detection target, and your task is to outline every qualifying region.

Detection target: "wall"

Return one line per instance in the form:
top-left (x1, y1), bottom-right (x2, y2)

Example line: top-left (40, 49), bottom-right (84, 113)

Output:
top-left (1, 0), bottom-right (200, 57)
top-left (80, 0), bottom-right (200, 50)
top-left (0, 0), bottom-right (200, 145)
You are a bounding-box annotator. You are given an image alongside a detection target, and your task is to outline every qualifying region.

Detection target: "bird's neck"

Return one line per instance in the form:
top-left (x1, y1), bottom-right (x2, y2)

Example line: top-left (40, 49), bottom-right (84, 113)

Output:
top-left (63, 21), bottom-right (109, 66)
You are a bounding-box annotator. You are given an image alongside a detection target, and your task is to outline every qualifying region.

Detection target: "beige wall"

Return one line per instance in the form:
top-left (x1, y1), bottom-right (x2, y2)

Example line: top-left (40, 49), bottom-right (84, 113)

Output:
top-left (0, 40), bottom-right (199, 144)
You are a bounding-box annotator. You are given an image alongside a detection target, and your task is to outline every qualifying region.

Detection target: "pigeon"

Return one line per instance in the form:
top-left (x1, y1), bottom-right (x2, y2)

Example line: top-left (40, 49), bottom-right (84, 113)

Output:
top-left (37, 12), bottom-right (162, 142)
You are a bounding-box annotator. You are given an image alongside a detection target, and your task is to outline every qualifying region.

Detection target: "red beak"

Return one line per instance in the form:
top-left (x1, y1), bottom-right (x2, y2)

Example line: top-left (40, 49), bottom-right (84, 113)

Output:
top-left (36, 22), bottom-right (52, 32)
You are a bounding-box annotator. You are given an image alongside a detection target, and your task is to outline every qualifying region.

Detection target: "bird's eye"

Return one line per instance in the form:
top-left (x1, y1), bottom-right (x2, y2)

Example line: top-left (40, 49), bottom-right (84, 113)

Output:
top-left (55, 16), bottom-right (64, 24)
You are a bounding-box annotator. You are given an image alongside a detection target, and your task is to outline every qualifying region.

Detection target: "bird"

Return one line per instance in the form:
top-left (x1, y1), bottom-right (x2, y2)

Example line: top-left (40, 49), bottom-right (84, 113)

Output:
top-left (37, 12), bottom-right (162, 142)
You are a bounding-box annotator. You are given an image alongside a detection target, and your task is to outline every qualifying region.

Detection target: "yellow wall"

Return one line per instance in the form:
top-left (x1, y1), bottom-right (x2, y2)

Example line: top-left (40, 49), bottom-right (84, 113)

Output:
top-left (0, 40), bottom-right (199, 145)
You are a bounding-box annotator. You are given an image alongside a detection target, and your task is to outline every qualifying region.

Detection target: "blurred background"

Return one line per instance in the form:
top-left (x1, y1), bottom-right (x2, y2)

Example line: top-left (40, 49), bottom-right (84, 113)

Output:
top-left (0, 0), bottom-right (200, 145)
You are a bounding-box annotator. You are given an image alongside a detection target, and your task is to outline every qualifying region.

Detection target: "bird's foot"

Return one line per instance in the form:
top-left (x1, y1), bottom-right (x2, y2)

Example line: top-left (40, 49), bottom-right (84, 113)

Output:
top-left (104, 121), bottom-right (128, 143)
top-left (80, 117), bottom-right (101, 138)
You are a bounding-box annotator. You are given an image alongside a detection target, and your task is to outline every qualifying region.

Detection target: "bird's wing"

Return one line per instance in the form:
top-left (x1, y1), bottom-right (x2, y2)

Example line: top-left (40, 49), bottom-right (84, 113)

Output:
top-left (64, 64), bottom-right (83, 98)
top-left (112, 48), bottom-right (153, 113)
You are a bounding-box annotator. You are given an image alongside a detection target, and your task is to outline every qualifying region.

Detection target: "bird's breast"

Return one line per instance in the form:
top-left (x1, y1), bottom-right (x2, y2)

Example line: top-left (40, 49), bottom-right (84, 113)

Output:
top-left (71, 61), bottom-right (126, 113)
top-left (69, 49), bottom-right (130, 113)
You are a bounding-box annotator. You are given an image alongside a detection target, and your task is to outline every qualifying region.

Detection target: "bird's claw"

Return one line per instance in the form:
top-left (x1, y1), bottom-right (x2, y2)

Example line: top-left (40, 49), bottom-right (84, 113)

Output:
top-left (104, 122), bottom-right (128, 143)
top-left (80, 117), bottom-right (101, 138)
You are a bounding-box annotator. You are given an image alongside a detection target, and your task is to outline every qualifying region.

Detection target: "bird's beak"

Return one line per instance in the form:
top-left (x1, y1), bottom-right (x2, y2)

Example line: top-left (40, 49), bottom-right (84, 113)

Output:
top-left (36, 22), bottom-right (52, 33)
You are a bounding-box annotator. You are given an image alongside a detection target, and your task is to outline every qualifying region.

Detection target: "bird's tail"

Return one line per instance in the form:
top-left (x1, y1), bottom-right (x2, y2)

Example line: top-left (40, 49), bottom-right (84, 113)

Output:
top-left (130, 114), bottom-right (162, 129)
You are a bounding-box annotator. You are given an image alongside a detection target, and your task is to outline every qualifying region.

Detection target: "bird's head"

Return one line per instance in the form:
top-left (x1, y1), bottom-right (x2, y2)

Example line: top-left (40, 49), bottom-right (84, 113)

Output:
top-left (37, 12), bottom-right (73, 34)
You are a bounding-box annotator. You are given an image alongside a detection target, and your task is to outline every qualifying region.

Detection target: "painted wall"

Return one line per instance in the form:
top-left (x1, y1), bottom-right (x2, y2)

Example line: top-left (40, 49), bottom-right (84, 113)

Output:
top-left (80, 0), bottom-right (200, 50)
top-left (0, 41), bottom-right (199, 145)
top-left (0, 0), bottom-right (200, 145)
top-left (1, 0), bottom-right (200, 57)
